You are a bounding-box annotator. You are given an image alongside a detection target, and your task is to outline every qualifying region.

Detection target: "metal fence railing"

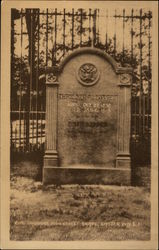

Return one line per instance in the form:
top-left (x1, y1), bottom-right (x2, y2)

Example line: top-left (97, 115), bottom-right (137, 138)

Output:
top-left (11, 8), bottom-right (152, 163)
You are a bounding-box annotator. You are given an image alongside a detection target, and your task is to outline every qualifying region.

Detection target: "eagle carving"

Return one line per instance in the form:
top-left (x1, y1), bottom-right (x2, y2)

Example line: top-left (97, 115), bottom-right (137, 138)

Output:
top-left (77, 63), bottom-right (99, 86)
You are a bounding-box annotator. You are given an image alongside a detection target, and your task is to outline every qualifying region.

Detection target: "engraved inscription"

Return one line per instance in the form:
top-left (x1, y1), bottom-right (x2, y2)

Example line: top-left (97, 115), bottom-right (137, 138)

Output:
top-left (59, 94), bottom-right (116, 117)
top-left (67, 121), bottom-right (114, 134)
top-left (67, 102), bottom-right (111, 113)
top-left (58, 94), bottom-right (116, 115)
top-left (58, 93), bottom-right (115, 101)
top-left (58, 93), bottom-right (117, 136)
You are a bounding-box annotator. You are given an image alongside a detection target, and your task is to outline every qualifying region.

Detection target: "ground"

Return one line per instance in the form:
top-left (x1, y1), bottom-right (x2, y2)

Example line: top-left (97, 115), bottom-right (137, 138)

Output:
top-left (10, 160), bottom-right (151, 241)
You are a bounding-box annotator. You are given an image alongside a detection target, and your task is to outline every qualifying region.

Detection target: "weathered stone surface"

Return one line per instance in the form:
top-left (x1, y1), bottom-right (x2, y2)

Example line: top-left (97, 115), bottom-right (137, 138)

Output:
top-left (43, 48), bottom-right (132, 185)
top-left (43, 167), bottom-right (131, 185)
top-left (58, 53), bottom-right (118, 168)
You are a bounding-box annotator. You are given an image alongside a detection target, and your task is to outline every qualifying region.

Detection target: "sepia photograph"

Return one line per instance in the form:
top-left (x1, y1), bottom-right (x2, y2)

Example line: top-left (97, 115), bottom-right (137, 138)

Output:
top-left (1, 0), bottom-right (158, 249)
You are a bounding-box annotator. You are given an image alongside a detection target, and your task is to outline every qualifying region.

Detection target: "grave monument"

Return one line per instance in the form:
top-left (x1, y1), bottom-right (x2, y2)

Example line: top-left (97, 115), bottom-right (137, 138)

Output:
top-left (43, 47), bottom-right (132, 185)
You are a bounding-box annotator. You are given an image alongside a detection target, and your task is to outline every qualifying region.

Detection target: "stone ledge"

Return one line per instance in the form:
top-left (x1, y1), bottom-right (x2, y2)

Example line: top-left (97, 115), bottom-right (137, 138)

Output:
top-left (43, 167), bottom-right (131, 186)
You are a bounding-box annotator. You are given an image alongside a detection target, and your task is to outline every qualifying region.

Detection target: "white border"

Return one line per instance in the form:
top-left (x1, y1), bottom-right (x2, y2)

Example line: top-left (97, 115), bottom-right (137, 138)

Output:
top-left (1, 1), bottom-right (158, 249)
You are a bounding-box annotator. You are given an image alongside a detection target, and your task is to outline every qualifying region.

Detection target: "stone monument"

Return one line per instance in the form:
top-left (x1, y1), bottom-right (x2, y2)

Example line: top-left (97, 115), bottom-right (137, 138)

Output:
top-left (43, 47), bottom-right (132, 185)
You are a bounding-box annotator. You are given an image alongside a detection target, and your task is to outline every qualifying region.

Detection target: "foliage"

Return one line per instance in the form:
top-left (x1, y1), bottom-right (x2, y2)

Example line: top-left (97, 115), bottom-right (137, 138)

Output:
top-left (11, 8), bottom-right (152, 99)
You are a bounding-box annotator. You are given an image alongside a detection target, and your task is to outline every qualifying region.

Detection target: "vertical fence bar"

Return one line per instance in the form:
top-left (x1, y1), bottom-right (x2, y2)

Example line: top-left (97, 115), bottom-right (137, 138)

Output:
top-left (71, 8), bottom-right (74, 50)
top-left (148, 11), bottom-right (151, 136)
top-left (31, 19), bottom-right (34, 151)
top-left (131, 9), bottom-right (136, 140)
top-left (142, 12), bottom-right (145, 135)
top-left (130, 8), bottom-right (136, 158)
top-left (46, 9), bottom-right (49, 66)
top-left (23, 14), bottom-right (27, 151)
top-left (131, 9), bottom-right (134, 66)
top-left (25, 10), bottom-right (30, 151)
top-left (139, 9), bottom-right (143, 136)
top-left (114, 9), bottom-right (117, 57)
top-left (148, 11), bottom-right (151, 155)
top-left (54, 8), bottom-right (57, 64)
top-left (97, 9), bottom-right (100, 46)
top-left (105, 9), bottom-right (108, 52)
top-left (40, 98), bottom-right (43, 145)
top-left (63, 8), bottom-right (66, 55)
top-left (11, 9), bottom-right (14, 150)
top-left (93, 9), bottom-right (97, 47)
top-left (89, 9), bottom-right (91, 46)
top-left (80, 8), bottom-right (83, 47)
top-left (51, 15), bottom-right (54, 66)
top-left (122, 9), bottom-right (125, 63)
top-left (19, 9), bottom-right (23, 151)
top-left (51, 10), bottom-right (54, 65)
top-left (36, 9), bottom-right (40, 148)
top-left (21, 10), bottom-right (25, 152)
top-left (148, 12), bottom-right (151, 96)
top-left (15, 124), bottom-right (17, 151)
top-left (29, 9), bottom-right (33, 151)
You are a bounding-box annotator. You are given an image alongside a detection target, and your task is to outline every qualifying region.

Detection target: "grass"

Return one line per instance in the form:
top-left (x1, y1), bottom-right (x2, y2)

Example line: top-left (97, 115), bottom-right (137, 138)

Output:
top-left (10, 160), bottom-right (151, 241)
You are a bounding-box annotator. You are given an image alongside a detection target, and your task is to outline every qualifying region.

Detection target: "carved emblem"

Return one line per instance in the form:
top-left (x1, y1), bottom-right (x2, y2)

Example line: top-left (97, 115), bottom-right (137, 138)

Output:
top-left (119, 74), bottom-right (131, 85)
top-left (77, 63), bottom-right (100, 86)
top-left (46, 73), bottom-right (58, 84)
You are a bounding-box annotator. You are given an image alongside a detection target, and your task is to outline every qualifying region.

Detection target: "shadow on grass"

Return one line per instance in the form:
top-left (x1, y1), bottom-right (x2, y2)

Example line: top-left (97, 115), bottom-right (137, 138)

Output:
top-left (10, 151), bottom-right (151, 188)
top-left (11, 151), bottom-right (43, 182)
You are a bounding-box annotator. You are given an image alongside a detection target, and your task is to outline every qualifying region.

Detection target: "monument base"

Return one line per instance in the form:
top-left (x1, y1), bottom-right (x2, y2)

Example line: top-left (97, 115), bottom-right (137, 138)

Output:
top-left (44, 150), bottom-right (59, 166)
top-left (43, 166), bottom-right (131, 186)
top-left (116, 154), bottom-right (131, 168)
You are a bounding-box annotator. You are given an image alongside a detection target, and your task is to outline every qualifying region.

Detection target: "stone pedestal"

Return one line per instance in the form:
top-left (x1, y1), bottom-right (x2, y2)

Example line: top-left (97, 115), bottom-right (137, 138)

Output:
top-left (43, 167), bottom-right (131, 185)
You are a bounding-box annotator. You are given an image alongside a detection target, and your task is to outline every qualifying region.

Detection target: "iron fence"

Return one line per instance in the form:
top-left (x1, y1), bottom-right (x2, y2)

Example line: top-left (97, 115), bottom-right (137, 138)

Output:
top-left (11, 8), bottom-right (152, 163)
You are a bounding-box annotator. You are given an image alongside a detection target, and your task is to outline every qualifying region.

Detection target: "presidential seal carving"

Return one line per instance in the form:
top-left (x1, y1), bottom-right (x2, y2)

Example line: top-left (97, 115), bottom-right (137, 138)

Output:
top-left (77, 63), bottom-right (100, 86)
